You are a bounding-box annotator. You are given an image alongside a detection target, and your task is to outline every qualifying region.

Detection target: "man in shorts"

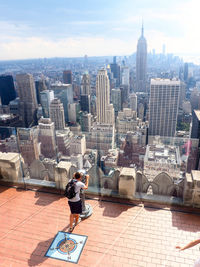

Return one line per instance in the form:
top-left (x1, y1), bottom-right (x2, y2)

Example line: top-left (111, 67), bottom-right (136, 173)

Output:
top-left (68, 171), bottom-right (90, 232)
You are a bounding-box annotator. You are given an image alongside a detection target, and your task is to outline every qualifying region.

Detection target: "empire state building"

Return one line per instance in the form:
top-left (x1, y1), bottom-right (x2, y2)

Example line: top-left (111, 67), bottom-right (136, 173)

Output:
top-left (136, 25), bottom-right (147, 92)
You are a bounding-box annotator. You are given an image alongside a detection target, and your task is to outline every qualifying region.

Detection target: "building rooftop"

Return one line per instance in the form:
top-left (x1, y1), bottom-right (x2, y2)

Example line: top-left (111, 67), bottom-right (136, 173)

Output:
top-left (194, 110), bottom-right (200, 121)
top-left (151, 78), bottom-right (180, 85)
top-left (1, 186), bottom-right (200, 267)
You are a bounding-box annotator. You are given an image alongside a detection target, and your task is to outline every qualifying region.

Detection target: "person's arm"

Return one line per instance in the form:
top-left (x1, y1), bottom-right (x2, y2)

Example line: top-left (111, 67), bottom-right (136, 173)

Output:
top-left (176, 239), bottom-right (200, 251)
top-left (82, 175), bottom-right (90, 190)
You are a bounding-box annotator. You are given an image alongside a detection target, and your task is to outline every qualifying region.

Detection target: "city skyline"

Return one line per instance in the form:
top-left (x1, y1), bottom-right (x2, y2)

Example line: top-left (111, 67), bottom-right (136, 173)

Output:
top-left (0, 0), bottom-right (200, 63)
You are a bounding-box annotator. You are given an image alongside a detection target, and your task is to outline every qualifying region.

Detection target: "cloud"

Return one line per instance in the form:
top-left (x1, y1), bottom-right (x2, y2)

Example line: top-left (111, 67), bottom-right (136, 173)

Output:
top-left (0, 0), bottom-right (200, 61)
top-left (0, 36), bottom-right (136, 60)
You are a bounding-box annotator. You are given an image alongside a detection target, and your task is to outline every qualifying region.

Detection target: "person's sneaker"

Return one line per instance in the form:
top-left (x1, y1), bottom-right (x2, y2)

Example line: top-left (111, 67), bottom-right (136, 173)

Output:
top-left (68, 226), bottom-right (74, 233)
top-left (73, 217), bottom-right (81, 227)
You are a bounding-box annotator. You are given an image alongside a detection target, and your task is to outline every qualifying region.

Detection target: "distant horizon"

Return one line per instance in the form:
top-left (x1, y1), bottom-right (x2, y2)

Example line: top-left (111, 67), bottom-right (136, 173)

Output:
top-left (0, 52), bottom-right (200, 65)
top-left (0, 0), bottom-right (200, 64)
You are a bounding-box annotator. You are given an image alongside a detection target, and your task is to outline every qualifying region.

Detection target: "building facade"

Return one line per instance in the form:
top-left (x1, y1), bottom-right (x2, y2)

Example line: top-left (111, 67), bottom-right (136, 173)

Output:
top-left (149, 79), bottom-right (180, 137)
top-left (136, 25), bottom-right (147, 92)
top-left (40, 90), bottom-right (54, 118)
top-left (50, 98), bottom-right (65, 130)
top-left (63, 70), bottom-right (72, 84)
top-left (96, 69), bottom-right (114, 125)
top-left (38, 117), bottom-right (56, 159)
top-left (0, 75), bottom-right (16, 105)
top-left (16, 74), bottom-right (38, 127)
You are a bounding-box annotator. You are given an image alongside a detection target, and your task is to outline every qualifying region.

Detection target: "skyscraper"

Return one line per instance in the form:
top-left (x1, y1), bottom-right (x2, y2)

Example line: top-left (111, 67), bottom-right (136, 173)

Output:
top-left (184, 63), bottom-right (188, 82)
top-left (81, 73), bottom-right (90, 95)
top-left (149, 79), bottom-right (180, 137)
top-left (50, 98), bottom-right (65, 130)
top-left (191, 110), bottom-right (200, 170)
top-left (50, 83), bottom-right (73, 122)
top-left (63, 70), bottom-right (72, 84)
top-left (80, 95), bottom-right (91, 113)
top-left (136, 24), bottom-right (147, 92)
top-left (0, 75), bottom-right (16, 105)
top-left (96, 69), bottom-right (114, 124)
top-left (38, 117), bottom-right (56, 158)
top-left (111, 88), bottom-right (122, 113)
top-left (35, 76), bottom-right (47, 104)
top-left (17, 128), bottom-right (40, 166)
top-left (16, 73), bottom-right (38, 127)
top-left (129, 93), bottom-right (137, 113)
top-left (80, 73), bottom-right (91, 113)
top-left (110, 57), bottom-right (120, 87)
top-left (40, 90), bottom-right (54, 118)
top-left (121, 66), bottom-right (130, 88)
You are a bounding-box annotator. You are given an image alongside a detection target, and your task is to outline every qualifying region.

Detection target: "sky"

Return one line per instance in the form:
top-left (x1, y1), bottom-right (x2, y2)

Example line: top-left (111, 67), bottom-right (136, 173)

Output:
top-left (0, 0), bottom-right (200, 62)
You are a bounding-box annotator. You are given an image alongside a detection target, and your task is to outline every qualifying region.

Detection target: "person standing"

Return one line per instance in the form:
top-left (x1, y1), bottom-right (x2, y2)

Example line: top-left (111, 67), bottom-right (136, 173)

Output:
top-left (68, 171), bottom-right (90, 232)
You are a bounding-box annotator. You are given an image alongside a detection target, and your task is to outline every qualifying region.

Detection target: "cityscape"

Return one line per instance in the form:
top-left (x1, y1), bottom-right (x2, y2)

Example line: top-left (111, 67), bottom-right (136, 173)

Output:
top-left (1, 1), bottom-right (200, 266)
top-left (0, 22), bottom-right (199, 205)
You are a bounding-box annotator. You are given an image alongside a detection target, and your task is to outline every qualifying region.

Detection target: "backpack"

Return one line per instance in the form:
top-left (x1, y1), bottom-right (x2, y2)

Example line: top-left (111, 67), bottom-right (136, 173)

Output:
top-left (64, 179), bottom-right (77, 199)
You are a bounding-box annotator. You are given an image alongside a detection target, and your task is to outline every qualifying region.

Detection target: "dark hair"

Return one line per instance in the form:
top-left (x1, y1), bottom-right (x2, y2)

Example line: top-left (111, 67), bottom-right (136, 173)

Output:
top-left (74, 172), bottom-right (81, 179)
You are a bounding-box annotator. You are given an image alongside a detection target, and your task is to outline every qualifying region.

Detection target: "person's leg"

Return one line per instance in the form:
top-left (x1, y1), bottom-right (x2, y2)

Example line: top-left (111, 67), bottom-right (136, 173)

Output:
top-left (74, 214), bottom-right (79, 224)
top-left (70, 213), bottom-right (74, 228)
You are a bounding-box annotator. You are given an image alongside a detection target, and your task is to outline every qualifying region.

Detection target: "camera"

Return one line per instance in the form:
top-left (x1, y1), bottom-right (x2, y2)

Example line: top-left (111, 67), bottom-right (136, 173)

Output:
top-left (78, 169), bottom-right (87, 183)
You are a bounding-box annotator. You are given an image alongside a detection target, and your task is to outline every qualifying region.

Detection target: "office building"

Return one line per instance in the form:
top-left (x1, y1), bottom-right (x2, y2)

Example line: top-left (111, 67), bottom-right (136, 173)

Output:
top-left (68, 102), bottom-right (80, 123)
top-left (80, 74), bottom-right (91, 113)
top-left (96, 69), bottom-right (114, 125)
top-left (80, 94), bottom-right (91, 113)
top-left (111, 88), bottom-right (122, 113)
top-left (50, 83), bottom-right (73, 122)
top-left (110, 57), bottom-right (120, 87)
top-left (81, 73), bottom-right (91, 95)
top-left (136, 25), bottom-right (147, 92)
top-left (63, 70), bottom-right (72, 84)
top-left (191, 110), bottom-right (200, 170)
top-left (121, 66), bottom-right (130, 88)
top-left (35, 77), bottom-right (47, 104)
top-left (80, 112), bottom-right (92, 132)
top-left (50, 98), bottom-right (65, 130)
top-left (9, 98), bottom-right (20, 115)
top-left (16, 73), bottom-right (38, 127)
top-left (149, 79), bottom-right (180, 137)
top-left (129, 93), bottom-right (137, 113)
top-left (40, 90), bottom-right (54, 118)
top-left (86, 123), bottom-right (115, 156)
top-left (70, 135), bottom-right (86, 156)
top-left (190, 88), bottom-right (200, 110)
top-left (38, 117), bottom-right (56, 159)
top-left (144, 144), bottom-right (181, 181)
top-left (56, 128), bottom-right (72, 156)
top-left (17, 127), bottom-right (40, 166)
top-left (0, 75), bottom-right (16, 105)
top-left (120, 85), bottom-right (129, 107)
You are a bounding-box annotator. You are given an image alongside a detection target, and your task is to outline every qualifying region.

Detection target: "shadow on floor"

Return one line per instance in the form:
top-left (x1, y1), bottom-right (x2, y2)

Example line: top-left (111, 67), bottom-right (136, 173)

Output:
top-left (98, 199), bottom-right (132, 217)
top-left (28, 224), bottom-right (70, 266)
top-left (144, 203), bottom-right (200, 232)
top-left (34, 188), bottom-right (61, 206)
top-left (171, 208), bottom-right (200, 232)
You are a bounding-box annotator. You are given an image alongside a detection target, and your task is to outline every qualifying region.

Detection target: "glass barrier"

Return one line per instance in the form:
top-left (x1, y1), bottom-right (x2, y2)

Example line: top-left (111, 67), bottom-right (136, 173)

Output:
top-left (0, 125), bottom-right (199, 205)
top-left (0, 126), bottom-right (25, 188)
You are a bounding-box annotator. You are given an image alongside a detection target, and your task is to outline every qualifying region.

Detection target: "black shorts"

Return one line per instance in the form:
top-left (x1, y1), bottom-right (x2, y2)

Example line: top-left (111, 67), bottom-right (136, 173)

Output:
top-left (68, 200), bottom-right (82, 214)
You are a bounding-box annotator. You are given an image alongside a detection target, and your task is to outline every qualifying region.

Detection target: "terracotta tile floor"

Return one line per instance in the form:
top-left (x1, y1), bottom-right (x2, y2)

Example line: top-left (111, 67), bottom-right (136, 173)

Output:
top-left (1, 186), bottom-right (200, 267)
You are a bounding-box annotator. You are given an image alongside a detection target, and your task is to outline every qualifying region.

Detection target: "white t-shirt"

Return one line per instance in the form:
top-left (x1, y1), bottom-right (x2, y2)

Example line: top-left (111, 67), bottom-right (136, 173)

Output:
top-left (194, 258), bottom-right (200, 267)
top-left (68, 179), bottom-right (85, 202)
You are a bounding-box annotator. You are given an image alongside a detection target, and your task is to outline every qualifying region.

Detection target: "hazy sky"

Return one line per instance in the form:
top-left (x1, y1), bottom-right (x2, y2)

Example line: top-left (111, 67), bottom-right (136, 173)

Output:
top-left (0, 0), bottom-right (200, 62)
